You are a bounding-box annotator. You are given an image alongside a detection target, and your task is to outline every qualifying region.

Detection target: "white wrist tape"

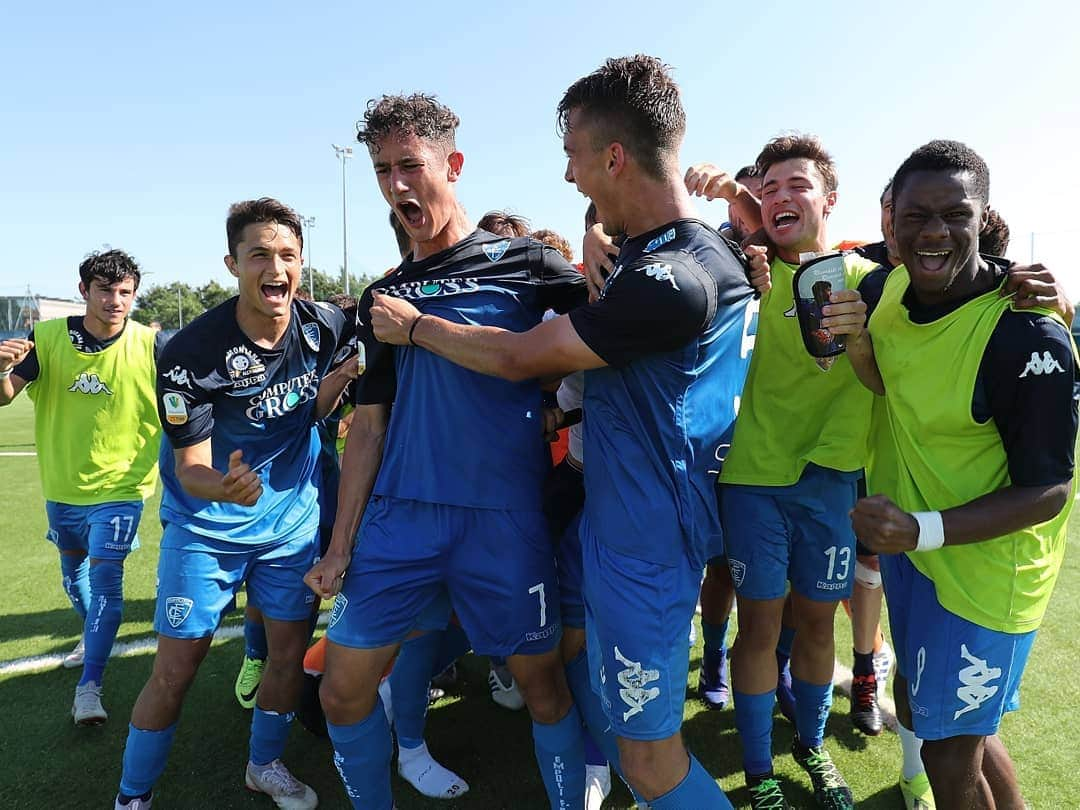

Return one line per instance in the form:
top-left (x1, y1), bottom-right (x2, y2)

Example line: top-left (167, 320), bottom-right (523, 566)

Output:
top-left (0, 368), bottom-right (11, 380)
top-left (913, 511), bottom-right (945, 552)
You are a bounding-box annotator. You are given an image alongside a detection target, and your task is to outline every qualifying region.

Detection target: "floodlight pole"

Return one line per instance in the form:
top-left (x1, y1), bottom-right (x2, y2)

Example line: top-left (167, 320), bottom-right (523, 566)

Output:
top-left (332, 145), bottom-right (354, 295)
top-left (300, 215), bottom-right (316, 298)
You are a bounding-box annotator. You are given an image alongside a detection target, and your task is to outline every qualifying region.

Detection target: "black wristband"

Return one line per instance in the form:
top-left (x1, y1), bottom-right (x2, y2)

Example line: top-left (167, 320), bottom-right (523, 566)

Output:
top-left (408, 314), bottom-right (428, 346)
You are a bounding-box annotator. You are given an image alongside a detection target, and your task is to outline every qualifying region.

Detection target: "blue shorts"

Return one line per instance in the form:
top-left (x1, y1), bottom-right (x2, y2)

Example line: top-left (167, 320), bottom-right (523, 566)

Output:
top-left (720, 463), bottom-right (858, 602)
top-left (327, 496), bottom-right (561, 657)
top-left (154, 524), bottom-right (318, 639)
top-left (582, 515), bottom-right (700, 741)
top-left (881, 553), bottom-right (1034, 740)
top-left (557, 512), bottom-right (585, 630)
top-left (45, 500), bottom-right (144, 561)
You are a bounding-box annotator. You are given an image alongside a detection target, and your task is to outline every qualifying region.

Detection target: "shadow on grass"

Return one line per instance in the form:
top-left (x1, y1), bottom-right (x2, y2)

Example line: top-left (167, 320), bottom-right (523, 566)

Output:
top-left (0, 599), bottom-right (158, 652)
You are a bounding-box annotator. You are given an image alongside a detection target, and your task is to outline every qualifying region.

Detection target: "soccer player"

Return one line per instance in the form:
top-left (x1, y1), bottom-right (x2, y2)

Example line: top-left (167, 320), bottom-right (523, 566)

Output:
top-left (0, 249), bottom-right (162, 726)
top-left (114, 198), bottom-right (351, 810)
top-left (368, 56), bottom-right (756, 808)
top-left (717, 134), bottom-right (881, 810)
top-left (305, 93), bottom-right (590, 810)
top-left (843, 140), bottom-right (1077, 810)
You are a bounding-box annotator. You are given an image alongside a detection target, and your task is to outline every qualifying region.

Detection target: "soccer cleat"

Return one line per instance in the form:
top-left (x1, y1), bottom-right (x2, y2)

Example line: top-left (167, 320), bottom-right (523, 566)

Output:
top-left (849, 673), bottom-right (883, 735)
top-left (235, 655), bottom-right (266, 710)
top-left (873, 641), bottom-right (894, 697)
top-left (430, 662), bottom-right (458, 690)
top-left (792, 739), bottom-right (854, 810)
top-left (697, 647), bottom-right (730, 710)
top-left (72, 681), bottom-right (108, 726)
top-left (775, 661), bottom-right (797, 725)
top-left (747, 777), bottom-right (793, 810)
top-left (245, 759), bottom-right (318, 810)
top-left (62, 639), bottom-right (85, 669)
top-left (114, 793), bottom-right (152, 809)
top-left (488, 665), bottom-right (525, 711)
top-left (899, 772), bottom-right (936, 810)
top-left (585, 763), bottom-right (611, 810)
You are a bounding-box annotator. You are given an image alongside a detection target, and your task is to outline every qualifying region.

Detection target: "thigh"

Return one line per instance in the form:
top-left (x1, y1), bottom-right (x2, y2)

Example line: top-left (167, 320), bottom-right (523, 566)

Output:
top-left (154, 526), bottom-right (247, 639)
top-left (787, 472), bottom-right (857, 602)
top-left (582, 524), bottom-right (698, 741)
top-left (902, 562), bottom-right (1035, 741)
top-left (326, 496), bottom-right (444, 650)
top-left (86, 500), bottom-right (144, 560)
top-left (719, 486), bottom-right (791, 601)
top-left (246, 534), bottom-right (319, 622)
top-left (44, 501), bottom-right (90, 554)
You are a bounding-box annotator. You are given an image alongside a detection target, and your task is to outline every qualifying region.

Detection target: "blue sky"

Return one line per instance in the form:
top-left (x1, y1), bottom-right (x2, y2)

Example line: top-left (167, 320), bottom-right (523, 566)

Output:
top-left (3, 1), bottom-right (1078, 301)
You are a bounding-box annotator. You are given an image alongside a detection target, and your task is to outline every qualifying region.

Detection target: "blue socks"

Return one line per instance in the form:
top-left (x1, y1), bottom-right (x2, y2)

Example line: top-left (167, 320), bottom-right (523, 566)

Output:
top-left (249, 707), bottom-right (294, 766)
top-left (326, 698), bottom-right (393, 810)
top-left (565, 648), bottom-right (622, 772)
top-left (734, 689), bottom-right (775, 776)
top-left (244, 618), bottom-right (268, 661)
top-left (702, 618), bottom-right (730, 655)
top-left (81, 560), bottom-right (123, 686)
top-left (532, 705), bottom-right (586, 810)
top-left (60, 554), bottom-right (90, 619)
top-left (791, 676), bottom-right (832, 749)
top-left (390, 631), bottom-right (442, 749)
top-left (650, 753), bottom-right (732, 809)
top-left (119, 723), bottom-right (177, 798)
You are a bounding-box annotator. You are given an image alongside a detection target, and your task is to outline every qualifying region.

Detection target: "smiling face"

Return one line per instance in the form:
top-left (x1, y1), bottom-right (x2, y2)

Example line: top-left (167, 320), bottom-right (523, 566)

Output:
top-left (563, 108), bottom-right (624, 238)
top-left (370, 130), bottom-right (462, 250)
top-left (225, 221), bottom-right (303, 321)
top-left (893, 169), bottom-right (988, 304)
top-left (80, 276), bottom-right (137, 335)
top-left (760, 158), bottom-right (835, 262)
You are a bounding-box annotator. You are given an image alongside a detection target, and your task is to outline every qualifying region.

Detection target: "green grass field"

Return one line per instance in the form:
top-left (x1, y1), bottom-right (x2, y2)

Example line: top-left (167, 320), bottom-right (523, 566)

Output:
top-left (1, 392), bottom-right (1077, 809)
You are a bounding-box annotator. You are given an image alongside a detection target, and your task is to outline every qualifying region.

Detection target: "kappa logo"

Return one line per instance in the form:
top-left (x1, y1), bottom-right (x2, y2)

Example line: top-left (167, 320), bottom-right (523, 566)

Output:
top-left (1018, 350), bottom-right (1065, 378)
top-left (163, 365), bottom-right (192, 387)
top-left (483, 239), bottom-right (511, 263)
top-left (728, 558), bottom-right (747, 588)
top-left (328, 593), bottom-right (349, 629)
top-left (636, 262), bottom-right (680, 290)
top-left (644, 228), bottom-right (676, 253)
top-left (954, 643), bottom-right (1001, 720)
top-left (165, 596), bottom-right (194, 629)
top-left (613, 646), bottom-right (661, 721)
top-left (68, 372), bottom-right (113, 395)
top-left (302, 322), bottom-right (321, 352)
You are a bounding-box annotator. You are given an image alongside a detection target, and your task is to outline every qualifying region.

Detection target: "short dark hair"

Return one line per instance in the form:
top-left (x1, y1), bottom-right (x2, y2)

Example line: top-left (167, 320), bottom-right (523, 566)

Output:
top-left (78, 249), bottom-right (141, 290)
top-left (880, 178), bottom-right (893, 205)
top-left (734, 165), bottom-right (757, 182)
top-left (226, 198), bottom-right (303, 258)
top-left (891, 139), bottom-right (989, 208)
top-left (756, 134), bottom-right (838, 193)
top-left (328, 293), bottom-right (358, 310)
top-left (557, 54), bottom-right (685, 179)
top-left (388, 210), bottom-right (412, 258)
top-left (357, 94), bottom-right (459, 154)
top-left (584, 201), bottom-right (598, 229)
top-left (979, 207), bottom-right (1010, 256)
top-left (531, 229), bottom-right (574, 263)
top-left (478, 211), bottom-right (530, 238)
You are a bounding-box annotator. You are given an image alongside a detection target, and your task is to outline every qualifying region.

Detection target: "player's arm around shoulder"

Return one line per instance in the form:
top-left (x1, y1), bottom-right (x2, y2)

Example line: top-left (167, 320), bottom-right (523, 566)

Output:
top-left (306, 402), bottom-right (390, 599)
top-left (370, 290), bottom-right (606, 382)
top-left (0, 339), bottom-right (33, 406)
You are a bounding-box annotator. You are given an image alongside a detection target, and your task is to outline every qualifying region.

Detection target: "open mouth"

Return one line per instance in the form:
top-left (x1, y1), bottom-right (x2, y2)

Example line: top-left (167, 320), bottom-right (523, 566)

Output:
top-left (771, 210), bottom-right (800, 233)
top-left (261, 282), bottom-right (289, 304)
top-left (914, 249), bottom-right (952, 274)
top-left (396, 200), bottom-right (425, 229)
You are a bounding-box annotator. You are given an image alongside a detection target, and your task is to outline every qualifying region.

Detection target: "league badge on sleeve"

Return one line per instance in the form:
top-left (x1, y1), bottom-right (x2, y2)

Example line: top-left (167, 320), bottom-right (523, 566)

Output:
top-left (162, 392), bottom-right (188, 425)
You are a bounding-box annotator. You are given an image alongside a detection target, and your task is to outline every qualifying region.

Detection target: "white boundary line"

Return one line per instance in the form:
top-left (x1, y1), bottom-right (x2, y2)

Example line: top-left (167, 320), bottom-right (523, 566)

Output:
top-left (0, 451), bottom-right (36, 457)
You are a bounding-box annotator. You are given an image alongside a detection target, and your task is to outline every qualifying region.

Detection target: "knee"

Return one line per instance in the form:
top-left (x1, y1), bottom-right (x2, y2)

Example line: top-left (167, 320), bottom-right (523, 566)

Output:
top-left (512, 660), bottom-right (570, 723)
top-left (922, 736), bottom-right (983, 776)
top-left (88, 559), bottom-right (124, 596)
top-left (617, 737), bottom-right (683, 796)
top-left (319, 673), bottom-right (374, 723)
top-left (151, 654), bottom-right (200, 696)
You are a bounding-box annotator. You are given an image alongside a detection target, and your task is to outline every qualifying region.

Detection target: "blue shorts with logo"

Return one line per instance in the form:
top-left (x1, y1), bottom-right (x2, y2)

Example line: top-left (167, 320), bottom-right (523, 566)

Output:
top-left (881, 552), bottom-right (1035, 741)
top-left (582, 515), bottom-right (700, 741)
top-left (154, 524), bottom-right (318, 639)
top-left (327, 496), bottom-right (561, 658)
top-left (45, 500), bottom-right (144, 560)
top-left (720, 463), bottom-right (859, 602)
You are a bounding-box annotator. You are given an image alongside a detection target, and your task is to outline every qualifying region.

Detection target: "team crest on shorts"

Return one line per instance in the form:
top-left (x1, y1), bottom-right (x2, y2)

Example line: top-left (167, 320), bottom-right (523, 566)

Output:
top-left (483, 239), bottom-right (511, 263)
top-left (728, 558), bottom-right (747, 587)
top-left (328, 593), bottom-right (348, 629)
top-left (302, 322), bottom-right (321, 352)
top-left (165, 597), bottom-right (194, 628)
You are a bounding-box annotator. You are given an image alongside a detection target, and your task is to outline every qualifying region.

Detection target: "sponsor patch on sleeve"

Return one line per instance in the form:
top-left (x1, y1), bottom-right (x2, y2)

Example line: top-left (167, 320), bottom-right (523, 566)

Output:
top-left (163, 392), bottom-right (188, 425)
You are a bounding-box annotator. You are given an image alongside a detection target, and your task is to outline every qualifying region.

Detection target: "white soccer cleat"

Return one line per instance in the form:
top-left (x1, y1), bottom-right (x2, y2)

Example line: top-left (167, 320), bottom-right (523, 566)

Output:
top-left (487, 666), bottom-right (525, 711)
top-left (62, 639), bottom-right (85, 669)
top-left (378, 677), bottom-right (394, 727)
top-left (245, 759), bottom-right (318, 810)
top-left (585, 763), bottom-right (612, 810)
top-left (114, 795), bottom-right (152, 809)
top-left (873, 640), bottom-right (895, 697)
top-left (72, 681), bottom-right (107, 725)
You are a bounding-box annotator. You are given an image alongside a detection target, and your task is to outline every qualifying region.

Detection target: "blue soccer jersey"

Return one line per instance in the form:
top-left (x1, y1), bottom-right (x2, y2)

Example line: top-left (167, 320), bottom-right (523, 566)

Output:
top-left (353, 230), bottom-right (587, 511)
top-left (156, 298), bottom-right (350, 547)
top-left (568, 219), bottom-right (756, 568)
